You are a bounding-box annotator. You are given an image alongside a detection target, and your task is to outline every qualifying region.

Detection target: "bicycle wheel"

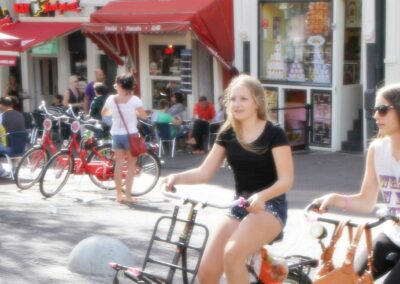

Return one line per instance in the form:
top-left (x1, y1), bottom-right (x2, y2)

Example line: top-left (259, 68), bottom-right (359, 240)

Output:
top-left (283, 270), bottom-right (312, 284)
top-left (15, 147), bottom-right (49, 189)
top-left (131, 150), bottom-right (161, 196)
top-left (39, 151), bottom-right (72, 198)
top-left (87, 144), bottom-right (116, 190)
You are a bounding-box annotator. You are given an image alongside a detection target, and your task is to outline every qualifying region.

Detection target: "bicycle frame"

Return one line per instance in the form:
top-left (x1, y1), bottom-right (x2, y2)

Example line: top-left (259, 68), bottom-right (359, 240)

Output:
top-left (59, 132), bottom-right (116, 180)
top-left (20, 119), bottom-right (60, 171)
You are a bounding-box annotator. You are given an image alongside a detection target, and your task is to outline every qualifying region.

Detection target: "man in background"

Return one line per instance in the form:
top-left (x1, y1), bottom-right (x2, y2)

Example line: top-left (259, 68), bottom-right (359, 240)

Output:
top-left (0, 97), bottom-right (25, 178)
top-left (84, 69), bottom-right (108, 114)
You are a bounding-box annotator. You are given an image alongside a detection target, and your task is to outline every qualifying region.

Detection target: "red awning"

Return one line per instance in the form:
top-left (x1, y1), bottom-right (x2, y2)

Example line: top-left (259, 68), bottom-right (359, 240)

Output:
top-left (0, 32), bottom-right (21, 52)
top-left (81, 0), bottom-right (234, 69)
top-left (0, 55), bottom-right (17, 66)
top-left (0, 22), bottom-right (80, 52)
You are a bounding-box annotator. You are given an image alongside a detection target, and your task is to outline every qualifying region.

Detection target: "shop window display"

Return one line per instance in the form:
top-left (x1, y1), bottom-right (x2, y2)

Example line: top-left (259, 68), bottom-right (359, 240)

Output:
top-left (149, 45), bottom-right (185, 76)
top-left (260, 1), bottom-right (332, 85)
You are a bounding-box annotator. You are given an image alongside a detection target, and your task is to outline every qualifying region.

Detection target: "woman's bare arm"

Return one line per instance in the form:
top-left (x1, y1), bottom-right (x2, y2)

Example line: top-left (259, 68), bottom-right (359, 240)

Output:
top-left (259, 145), bottom-right (294, 201)
top-left (166, 144), bottom-right (226, 186)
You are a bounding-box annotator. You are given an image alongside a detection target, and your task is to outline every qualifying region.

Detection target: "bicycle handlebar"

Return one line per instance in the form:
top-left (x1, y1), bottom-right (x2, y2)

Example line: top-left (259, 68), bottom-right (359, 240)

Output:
top-left (39, 101), bottom-right (71, 122)
top-left (161, 185), bottom-right (248, 209)
top-left (304, 203), bottom-right (400, 229)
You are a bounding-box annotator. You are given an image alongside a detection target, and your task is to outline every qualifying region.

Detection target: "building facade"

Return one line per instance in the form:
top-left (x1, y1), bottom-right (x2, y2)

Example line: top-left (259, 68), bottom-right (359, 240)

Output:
top-left (0, 0), bottom-right (231, 119)
top-left (233, 0), bottom-right (365, 151)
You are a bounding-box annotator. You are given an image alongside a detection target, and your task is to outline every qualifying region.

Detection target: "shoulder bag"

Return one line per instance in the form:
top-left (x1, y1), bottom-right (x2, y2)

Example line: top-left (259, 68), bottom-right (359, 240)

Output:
top-left (315, 219), bottom-right (352, 279)
top-left (114, 97), bottom-right (147, 157)
top-left (314, 223), bottom-right (374, 284)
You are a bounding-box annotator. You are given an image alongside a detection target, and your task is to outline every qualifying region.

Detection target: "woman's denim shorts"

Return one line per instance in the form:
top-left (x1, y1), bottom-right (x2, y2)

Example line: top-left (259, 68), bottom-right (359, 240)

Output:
top-left (112, 134), bottom-right (130, 150)
top-left (227, 196), bottom-right (288, 227)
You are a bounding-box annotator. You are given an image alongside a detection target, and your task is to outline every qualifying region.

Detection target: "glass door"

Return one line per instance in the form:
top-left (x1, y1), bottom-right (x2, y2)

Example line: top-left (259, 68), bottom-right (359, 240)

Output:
top-left (284, 89), bottom-right (307, 149)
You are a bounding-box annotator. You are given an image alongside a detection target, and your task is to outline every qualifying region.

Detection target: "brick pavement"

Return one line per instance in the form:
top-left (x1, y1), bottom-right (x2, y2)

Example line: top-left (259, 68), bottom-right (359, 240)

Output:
top-left (0, 150), bottom-right (380, 283)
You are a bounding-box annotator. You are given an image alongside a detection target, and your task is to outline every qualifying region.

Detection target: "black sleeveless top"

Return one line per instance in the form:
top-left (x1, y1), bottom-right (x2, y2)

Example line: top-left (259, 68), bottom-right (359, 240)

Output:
top-left (68, 88), bottom-right (82, 114)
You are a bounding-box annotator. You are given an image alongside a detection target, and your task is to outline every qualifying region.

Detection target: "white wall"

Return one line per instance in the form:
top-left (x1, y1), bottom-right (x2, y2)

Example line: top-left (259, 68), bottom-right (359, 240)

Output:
top-left (57, 37), bottom-right (70, 96)
top-left (385, 0), bottom-right (400, 85)
top-left (234, 0), bottom-right (258, 75)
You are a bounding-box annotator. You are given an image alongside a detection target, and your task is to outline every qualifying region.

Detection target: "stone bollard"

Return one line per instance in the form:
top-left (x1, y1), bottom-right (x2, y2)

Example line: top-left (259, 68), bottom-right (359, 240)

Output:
top-left (68, 235), bottom-right (135, 279)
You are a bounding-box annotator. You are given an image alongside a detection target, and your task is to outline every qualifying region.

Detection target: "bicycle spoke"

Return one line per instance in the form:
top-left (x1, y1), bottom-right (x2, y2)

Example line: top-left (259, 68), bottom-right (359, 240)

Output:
top-left (15, 148), bottom-right (48, 190)
top-left (39, 152), bottom-right (71, 198)
top-left (131, 151), bottom-right (160, 196)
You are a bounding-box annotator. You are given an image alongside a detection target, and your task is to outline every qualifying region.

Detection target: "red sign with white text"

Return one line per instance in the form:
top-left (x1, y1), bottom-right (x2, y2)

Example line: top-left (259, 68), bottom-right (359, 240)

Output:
top-left (0, 56), bottom-right (16, 66)
top-left (14, 0), bottom-right (80, 16)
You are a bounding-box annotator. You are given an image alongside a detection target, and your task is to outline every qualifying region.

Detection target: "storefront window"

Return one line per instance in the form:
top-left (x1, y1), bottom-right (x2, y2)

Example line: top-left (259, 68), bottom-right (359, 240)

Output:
top-left (343, 0), bottom-right (361, 84)
top-left (149, 45), bottom-right (185, 76)
top-left (284, 89), bottom-right (307, 148)
top-left (151, 79), bottom-right (182, 109)
top-left (260, 1), bottom-right (332, 86)
top-left (311, 90), bottom-right (331, 146)
top-left (265, 87), bottom-right (279, 123)
top-left (68, 32), bottom-right (87, 81)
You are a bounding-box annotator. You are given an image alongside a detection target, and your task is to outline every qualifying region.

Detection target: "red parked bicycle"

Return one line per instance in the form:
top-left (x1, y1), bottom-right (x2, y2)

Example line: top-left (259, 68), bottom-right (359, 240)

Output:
top-left (14, 102), bottom-right (65, 189)
top-left (39, 113), bottom-right (160, 198)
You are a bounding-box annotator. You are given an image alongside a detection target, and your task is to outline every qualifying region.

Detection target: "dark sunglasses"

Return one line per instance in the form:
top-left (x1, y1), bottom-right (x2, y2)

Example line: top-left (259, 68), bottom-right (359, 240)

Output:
top-left (372, 104), bottom-right (395, 116)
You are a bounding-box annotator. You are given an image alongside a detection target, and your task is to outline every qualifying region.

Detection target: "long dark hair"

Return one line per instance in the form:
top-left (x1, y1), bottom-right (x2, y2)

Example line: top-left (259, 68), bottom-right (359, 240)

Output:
top-left (376, 84), bottom-right (400, 138)
top-left (115, 73), bottom-right (135, 91)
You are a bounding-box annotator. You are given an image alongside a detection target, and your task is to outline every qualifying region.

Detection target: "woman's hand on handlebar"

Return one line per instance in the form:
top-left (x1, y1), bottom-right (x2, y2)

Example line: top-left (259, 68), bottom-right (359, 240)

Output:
top-left (161, 175), bottom-right (178, 192)
top-left (246, 193), bottom-right (265, 213)
top-left (312, 193), bottom-right (339, 213)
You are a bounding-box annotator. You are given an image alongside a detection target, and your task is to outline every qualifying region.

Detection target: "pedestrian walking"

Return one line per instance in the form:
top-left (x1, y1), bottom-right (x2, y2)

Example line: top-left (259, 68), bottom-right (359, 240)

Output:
top-left (101, 73), bottom-right (147, 204)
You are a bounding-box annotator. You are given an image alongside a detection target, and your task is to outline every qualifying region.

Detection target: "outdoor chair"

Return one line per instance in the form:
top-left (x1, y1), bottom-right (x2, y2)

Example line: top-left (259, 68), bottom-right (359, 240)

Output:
top-left (0, 130), bottom-right (29, 180)
top-left (154, 122), bottom-right (179, 158)
top-left (207, 121), bottom-right (223, 150)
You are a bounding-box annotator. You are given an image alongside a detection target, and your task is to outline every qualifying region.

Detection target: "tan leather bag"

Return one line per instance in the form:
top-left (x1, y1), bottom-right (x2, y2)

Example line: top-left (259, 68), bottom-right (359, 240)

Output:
top-left (315, 220), bottom-right (352, 278)
top-left (314, 223), bottom-right (374, 284)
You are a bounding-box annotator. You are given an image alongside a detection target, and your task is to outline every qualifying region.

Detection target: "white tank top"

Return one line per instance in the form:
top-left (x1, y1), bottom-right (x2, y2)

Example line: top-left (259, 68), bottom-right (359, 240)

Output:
top-left (374, 137), bottom-right (400, 247)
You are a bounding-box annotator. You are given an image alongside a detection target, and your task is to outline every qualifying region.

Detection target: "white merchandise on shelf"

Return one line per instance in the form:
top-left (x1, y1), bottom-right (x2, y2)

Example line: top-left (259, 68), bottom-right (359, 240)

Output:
top-left (266, 38), bottom-right (287, 80)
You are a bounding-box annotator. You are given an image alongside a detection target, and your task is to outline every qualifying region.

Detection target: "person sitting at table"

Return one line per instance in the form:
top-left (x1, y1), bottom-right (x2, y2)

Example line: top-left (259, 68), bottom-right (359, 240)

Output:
top-left (168, 92), bottom-right (186, 120)
top-left (186, 96), bottom-right (215, 155)
top-left (151, 99), bottom-right (182, 136)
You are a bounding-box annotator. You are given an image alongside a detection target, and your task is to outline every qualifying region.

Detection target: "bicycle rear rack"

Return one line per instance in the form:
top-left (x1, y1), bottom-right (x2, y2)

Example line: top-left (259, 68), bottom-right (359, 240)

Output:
top-left (141, 204), bottom-right (209, 284)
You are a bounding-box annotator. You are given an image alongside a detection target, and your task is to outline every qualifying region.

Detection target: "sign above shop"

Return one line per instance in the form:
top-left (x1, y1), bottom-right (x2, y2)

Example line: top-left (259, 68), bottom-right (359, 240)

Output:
top-left (14, 0), bottom-right (80, 16)
top-left (32, 40), bottom-right (58, 55)
top-left (0, 55), bottom-right (17, 66)
top-left (87, 23), bottom-right (189, 34)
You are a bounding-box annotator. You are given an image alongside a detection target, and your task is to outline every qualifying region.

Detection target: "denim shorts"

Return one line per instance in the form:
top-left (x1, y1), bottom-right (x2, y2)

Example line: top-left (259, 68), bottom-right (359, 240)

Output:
top-left (227, 196), bottom-right (288, 227)
top-left (112, 134), bottom-right (139, 150)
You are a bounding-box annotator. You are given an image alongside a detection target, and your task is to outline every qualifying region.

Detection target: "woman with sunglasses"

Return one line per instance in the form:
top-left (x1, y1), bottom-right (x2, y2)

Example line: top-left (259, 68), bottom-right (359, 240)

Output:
top-left (101, 73), bottom-right (147, 204)
top-left (312, 84), bottom-right (400, 283)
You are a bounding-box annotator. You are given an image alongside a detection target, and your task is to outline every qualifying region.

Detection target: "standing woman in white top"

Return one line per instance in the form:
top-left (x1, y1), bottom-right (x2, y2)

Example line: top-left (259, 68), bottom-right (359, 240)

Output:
top-left (313, 84), bottom-right (400, 282)
top-left (102, 73), bottom-right (147, 203)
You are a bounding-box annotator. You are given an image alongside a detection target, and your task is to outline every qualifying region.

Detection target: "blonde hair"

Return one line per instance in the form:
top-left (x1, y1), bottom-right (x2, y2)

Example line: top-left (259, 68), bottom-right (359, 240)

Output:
top-left (219, 74), bottom-right (269, 152)
top-left (376, 84), bottom-right (400, 138)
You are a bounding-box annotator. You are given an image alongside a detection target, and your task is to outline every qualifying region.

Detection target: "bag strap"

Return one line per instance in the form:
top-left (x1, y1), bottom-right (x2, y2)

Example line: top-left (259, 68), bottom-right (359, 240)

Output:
top-left (364, 226), bottom-right (374, 272)
top-left (114, 96), bottom-right (130, 135)
top-left (320, 220), bottom-right (351, 262)
top-left (330, 220), bottom-right (351, 246)
top-left (344, 223), bottom-right (366, 264)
